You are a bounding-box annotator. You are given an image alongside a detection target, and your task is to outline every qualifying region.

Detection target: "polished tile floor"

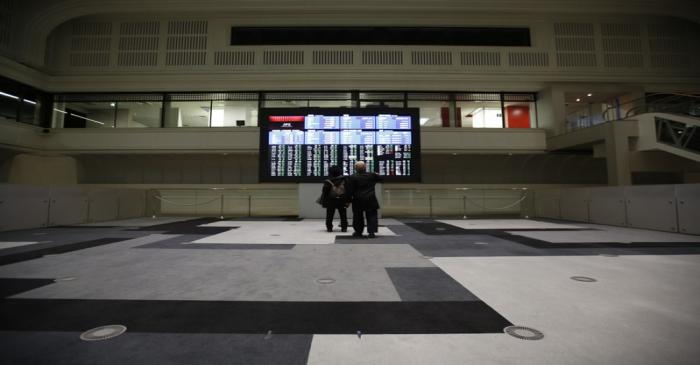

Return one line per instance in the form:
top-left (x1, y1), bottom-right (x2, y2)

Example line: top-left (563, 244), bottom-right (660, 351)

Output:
top-left (1, 217), bottom-right (699, 364)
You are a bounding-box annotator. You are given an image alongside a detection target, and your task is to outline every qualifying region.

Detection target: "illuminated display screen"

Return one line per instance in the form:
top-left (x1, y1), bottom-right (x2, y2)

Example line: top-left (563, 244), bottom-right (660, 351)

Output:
top-left (259, 108), bottom-right (421, 182)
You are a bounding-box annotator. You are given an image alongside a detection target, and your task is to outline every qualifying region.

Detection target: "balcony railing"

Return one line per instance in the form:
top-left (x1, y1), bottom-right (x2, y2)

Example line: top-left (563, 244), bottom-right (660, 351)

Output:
top-left (564, 93), bottom-right (700, 133)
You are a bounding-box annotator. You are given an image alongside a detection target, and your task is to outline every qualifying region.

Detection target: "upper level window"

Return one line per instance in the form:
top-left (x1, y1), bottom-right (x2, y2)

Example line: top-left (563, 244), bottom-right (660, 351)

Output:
top-left (231, 27), bottom-right (531, 46)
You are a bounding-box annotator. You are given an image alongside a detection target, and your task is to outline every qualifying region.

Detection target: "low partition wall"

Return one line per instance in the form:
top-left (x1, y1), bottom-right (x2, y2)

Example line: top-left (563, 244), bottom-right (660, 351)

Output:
top-left (149, 187), bottom-right (298, 217)
top-left (0, 185), bottom-right (146, 231)
top-left (382, 186), bottom-right (530, 218)
top-left (534, 184), bottom-right (700, 234)
top-left (148, 184), bottom-right (538, 218)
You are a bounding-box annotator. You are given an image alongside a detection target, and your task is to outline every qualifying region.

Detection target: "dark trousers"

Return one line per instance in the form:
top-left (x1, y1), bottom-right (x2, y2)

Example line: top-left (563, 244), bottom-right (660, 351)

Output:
top-left (352, 206), bottom-right (378, 234)
top-left (326, 206), bottom-right (348, 230)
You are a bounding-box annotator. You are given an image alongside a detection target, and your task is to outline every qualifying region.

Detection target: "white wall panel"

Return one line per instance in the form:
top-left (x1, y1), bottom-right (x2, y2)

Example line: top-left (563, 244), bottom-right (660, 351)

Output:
top-left (48, 186), bottom-right (88, 226)
top-left (676, 184), bottom-right (700, 235)
top-left (534, 189), bottom-right (560, 219)
top-left (624, 185), bottom-right (678, 232)
top-left (88, 188), bottom-right (119, 222)
top-left (559, 187), bottom-right (590, 222)
top-left (0, 185), bottom-right (146, 231)
top-left (117, 189), bottom-right (146, 219)
top-left (588, 186), bottom-right (626, 226)
top-left (0, 185), bottom-right (50, 231)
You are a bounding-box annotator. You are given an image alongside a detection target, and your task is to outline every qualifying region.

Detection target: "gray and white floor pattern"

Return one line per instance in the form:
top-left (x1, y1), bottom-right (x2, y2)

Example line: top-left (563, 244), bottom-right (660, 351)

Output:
top-left (1, 217), bottom-right (699, 364)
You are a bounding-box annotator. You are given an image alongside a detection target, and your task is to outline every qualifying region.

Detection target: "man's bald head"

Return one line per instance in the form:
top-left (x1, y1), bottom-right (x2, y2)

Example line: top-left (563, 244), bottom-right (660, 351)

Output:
top-left (354, 161), bottom-right (366, 173)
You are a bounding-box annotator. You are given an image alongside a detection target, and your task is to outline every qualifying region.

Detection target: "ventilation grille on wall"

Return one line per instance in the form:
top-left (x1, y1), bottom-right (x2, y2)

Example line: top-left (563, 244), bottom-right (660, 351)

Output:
top-left (508, 52), bottom-right (549, 67)
top-left (554, 23), bottom-right (597, 67)
top-left (265, 92), bottom-right (351, 100)
top-left (56, 93), bottom-right (165, 102)
top-left (165, 20), bottom-right (207, 66)
top-left (647, 23), bottom-right (690, 69)
top-left (0, 0), bottom-right (14, 51)
top-left (359, 92), bottom-right (404, 100)
top-left (69, 22), bottom-right (112, 67)
top-left (454, 92), bottom-right (501, 101)
top-left (503, 93), bottom-right (536, 102)
top-left (460, 51), bottom-right (500, 66)
top-left (117, 21), bottom-right (159, 67)
top-left (263, 50), bottom-right (304, 65)
top-left (601, 23), bottom-right (643, 68)
top-left (169, 92), bottom-right (258, 101)
top-left (312, 50), bottom-right (353, 65)
top-left (407, 93), bottom-right (450, 101)
top-left (411, 51), bottom-right (452, 65)
top-left (214, 51), bottom-right (255, 66)
top-left (362, 50), bottom-right (403, 65)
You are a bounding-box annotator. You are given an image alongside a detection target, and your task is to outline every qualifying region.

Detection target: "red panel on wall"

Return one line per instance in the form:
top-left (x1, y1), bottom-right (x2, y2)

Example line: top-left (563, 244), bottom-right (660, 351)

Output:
top-left (505, 105), bottom-right (530, 128)
top-left (454, 107), bottom-right (462, 127)
top-left (440, 107), bottom-right (450, 127)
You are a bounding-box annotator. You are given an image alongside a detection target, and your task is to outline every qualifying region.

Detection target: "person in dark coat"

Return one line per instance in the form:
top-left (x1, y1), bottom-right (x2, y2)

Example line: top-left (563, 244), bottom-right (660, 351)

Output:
top-left (321, 165), bottom-right (348, 232)
top-left (346, 161), bottom-right (382, 238)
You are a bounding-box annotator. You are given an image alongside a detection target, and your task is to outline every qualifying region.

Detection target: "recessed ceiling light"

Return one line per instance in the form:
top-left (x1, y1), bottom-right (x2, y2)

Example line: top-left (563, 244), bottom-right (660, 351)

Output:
top-left (576, 98), bottom-right (581, 102)
top-left (587, 93), bottom-right (593, 97)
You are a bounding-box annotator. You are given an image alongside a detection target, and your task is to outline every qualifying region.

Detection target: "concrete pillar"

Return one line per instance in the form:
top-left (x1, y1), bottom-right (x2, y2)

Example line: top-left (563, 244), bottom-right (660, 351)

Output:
top-left (605, 124), bottom-right (632, 186)
top-left (536, 86), bottom-right (566, 136)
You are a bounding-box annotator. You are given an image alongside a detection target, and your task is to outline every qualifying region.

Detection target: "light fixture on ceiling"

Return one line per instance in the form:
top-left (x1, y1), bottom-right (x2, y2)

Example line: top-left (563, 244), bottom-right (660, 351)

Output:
top-left (0, 91), bottom-right (19, 100)
top-left (587, 93), bottom-right (593, 97)
top-left (67, 113), bottom-right (104, 125)
top-left (576, 98), bottom-right (581, 102)
top-left (110, 102), bottom-right (116, 107)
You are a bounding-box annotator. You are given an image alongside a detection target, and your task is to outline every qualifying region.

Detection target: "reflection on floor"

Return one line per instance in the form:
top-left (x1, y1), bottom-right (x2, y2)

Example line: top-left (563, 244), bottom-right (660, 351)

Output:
top-left (1, 217), bottom-right (699, 364)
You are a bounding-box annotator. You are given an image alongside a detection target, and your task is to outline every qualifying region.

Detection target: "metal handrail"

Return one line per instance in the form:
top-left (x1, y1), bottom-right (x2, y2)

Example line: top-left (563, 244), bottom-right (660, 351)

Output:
top-left (565, 92), bottom-right (700, 133)
top-left (600, 93), bottom-right (700, 120)
top-left (383, 187), bottom-right (528, 192)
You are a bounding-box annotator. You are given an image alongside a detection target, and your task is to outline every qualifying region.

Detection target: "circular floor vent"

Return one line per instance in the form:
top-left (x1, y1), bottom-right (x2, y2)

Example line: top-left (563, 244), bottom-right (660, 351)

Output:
top-left (54, 276), bottom-right (77, 282)
top-left (80, 325), bottom-right (127, 341)
top-left (504, 326), bottom-right (544, 340)
top-left (316, 278), bottom-right (336, 284)
top-left (571, 276), bottom-right (597, 282)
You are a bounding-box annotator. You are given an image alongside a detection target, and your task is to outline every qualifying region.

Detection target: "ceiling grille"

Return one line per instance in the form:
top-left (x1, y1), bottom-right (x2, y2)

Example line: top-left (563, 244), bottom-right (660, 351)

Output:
top-left (647, 23), bottom-right (691, 69)
top-left (214, 51), bottom-right (255, 66)
top-left (411, 51), bottom-right (452, 65)
top-left (264, 92), bottom-right (351, 100)
top-left (508, 52), bottom-right (549, 67)
top-left (601, 23), bottom-right (643, 68)
top-left (165, 20), bottom-right (207, 66)
top-left (454, 93), bottom-right (501, 101)
top-left (0, 0), bottom-right (15, 50)
top-left (362, 50), bottom-right (403, 65)
top-left (69, 21), bottom-right (112, 67)
top-left (554, 23), bottom-right (597, 68)
top-left (460, 51), bottom-right (500, 66)
top-left (263, 50), bottom-right (304, 65)
top-left (117, 21), bottom-right (159, 67)
top-left (312, 50), bottom-right (353, 65)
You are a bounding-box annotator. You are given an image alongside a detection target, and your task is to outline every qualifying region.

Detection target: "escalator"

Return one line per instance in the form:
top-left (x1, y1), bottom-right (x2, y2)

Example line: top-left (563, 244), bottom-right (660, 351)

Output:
top-left (637, 112), bottom-right (700, 162)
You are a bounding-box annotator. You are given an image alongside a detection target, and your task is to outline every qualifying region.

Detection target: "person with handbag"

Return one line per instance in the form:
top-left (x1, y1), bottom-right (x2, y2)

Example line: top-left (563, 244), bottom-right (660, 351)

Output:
top-left (345, 161), bottom-right (382, 238)
top-left (319, 165), bottom-right (349, 232)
